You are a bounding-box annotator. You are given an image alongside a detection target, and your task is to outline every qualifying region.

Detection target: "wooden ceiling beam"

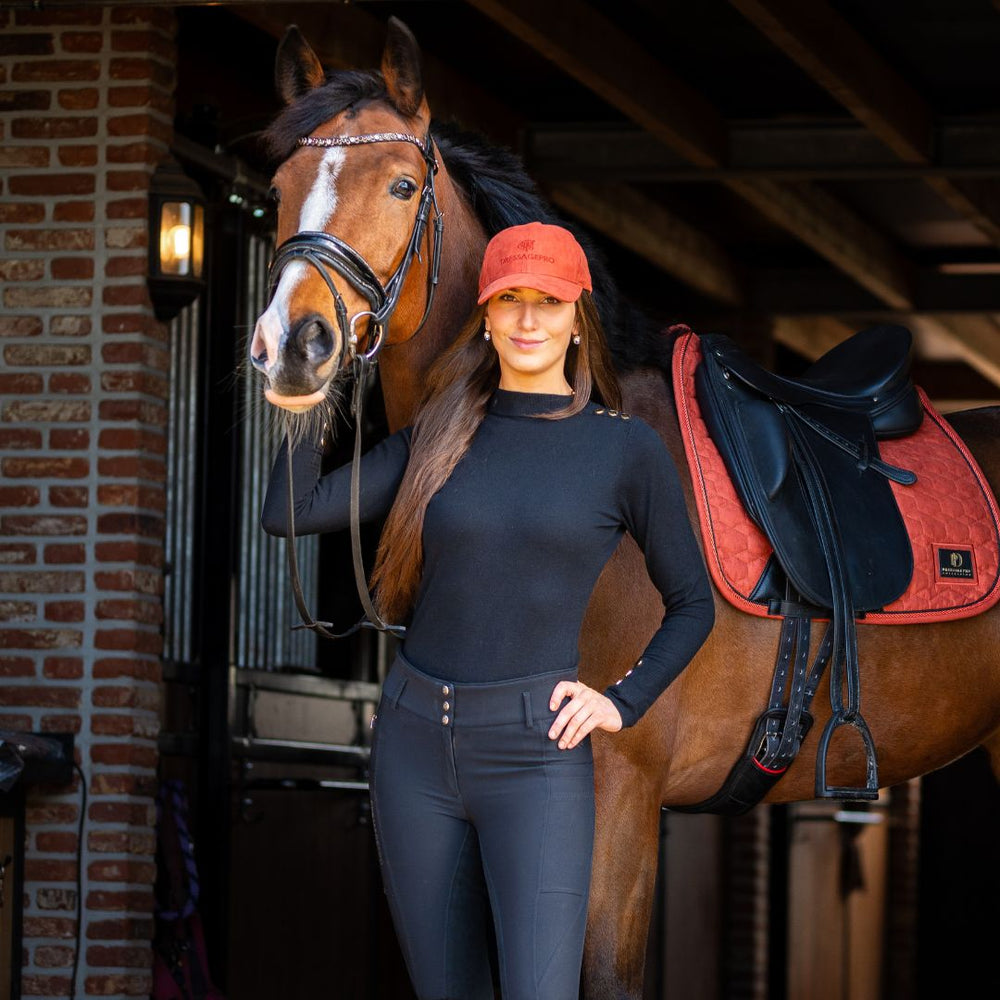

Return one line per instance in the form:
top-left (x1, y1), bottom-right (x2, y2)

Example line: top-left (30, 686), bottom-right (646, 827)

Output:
top-left (730, 0), bottom-right (1000, 383)
top-left (464, 0), bottom-right (726, 167)
top-left (526, 120), bottom-right (1000, 183)
top-left (728, 0), bottom-right (932, 162)
top-left (751, 267), bottom-right (999, 315)
top-left (730, 0), bottom-right (1000, 246)
top-left (772, 316), bottom-right (857, 360)
top-left (730, 177), bottom-right (913, 309)
top-left (469, 0), bottom-right (915, 312)
top-left (918, 315), bottom-right (1000, 390)
top-left (231, 3), bottom-right (521, 144)
top-left (548, 183), bottom-right (745, 306)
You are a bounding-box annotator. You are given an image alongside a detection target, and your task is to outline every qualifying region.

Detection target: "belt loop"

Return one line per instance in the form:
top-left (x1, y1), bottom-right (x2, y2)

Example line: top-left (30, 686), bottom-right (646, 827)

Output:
top-left (522, 691), bottom-right (533, 728)
top-left (391, 677), bottom-right (408, 709)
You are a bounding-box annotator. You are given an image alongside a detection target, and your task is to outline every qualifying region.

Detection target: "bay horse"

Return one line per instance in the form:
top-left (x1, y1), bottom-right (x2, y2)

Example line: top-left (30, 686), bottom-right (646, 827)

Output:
top-left (250, 18), bottom-right (1000, 997)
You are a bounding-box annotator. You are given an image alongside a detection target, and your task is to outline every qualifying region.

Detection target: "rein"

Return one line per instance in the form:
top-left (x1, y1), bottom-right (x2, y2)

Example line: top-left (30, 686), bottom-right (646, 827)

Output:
top-left (269, 129), bottom-right (444, 640)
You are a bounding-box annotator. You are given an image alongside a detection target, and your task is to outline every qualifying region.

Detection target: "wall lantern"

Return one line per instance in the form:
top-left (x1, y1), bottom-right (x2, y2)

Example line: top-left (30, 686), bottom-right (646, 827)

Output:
top-left (148, 156), bottom-right (206, 321)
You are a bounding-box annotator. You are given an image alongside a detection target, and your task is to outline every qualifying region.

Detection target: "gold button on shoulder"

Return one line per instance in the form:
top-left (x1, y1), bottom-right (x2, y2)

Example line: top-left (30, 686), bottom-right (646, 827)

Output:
top-left (442, 685), bottom-right (450, 696)
top-left (441, 715), bottom-right (450, 725)
top-left (442, 701), bottom-right (450, 711)
top-left (594, 408), bottom-right (605, 415)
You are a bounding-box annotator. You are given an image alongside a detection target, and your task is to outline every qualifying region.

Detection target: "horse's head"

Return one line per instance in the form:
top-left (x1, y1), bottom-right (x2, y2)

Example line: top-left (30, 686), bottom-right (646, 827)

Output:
top-left (251, 18), bottom-right (441, 412)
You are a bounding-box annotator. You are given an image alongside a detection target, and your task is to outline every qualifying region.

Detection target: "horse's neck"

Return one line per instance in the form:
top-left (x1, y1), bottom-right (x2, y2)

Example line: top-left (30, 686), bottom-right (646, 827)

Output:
top-left (379, 167), bottom-right (487, 431)
top-left (620, 366), bottom-right (694, 509)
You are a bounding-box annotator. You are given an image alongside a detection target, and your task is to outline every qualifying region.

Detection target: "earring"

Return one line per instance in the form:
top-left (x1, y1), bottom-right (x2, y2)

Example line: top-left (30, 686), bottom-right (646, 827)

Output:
top-left (484, 330), bottom-right (492, 342)
top-left (572, 333), bottom-right (581, 345)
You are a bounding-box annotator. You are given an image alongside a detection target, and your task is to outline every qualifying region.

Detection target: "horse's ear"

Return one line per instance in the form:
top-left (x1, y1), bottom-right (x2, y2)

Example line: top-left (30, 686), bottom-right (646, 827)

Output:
top-left (381, 17), bottom-right (427, 120)
top-left (275, 25), bottom-right (325, 105)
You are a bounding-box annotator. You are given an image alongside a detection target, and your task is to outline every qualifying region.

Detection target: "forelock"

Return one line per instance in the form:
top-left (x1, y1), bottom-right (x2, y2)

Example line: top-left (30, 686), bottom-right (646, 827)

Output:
top-left (262, 70), bottom-right (390, 164)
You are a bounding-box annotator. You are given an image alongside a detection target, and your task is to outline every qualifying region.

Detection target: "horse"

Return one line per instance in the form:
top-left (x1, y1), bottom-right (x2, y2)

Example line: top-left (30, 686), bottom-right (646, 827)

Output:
top-left (249, 18), bottom-right (1000, 997)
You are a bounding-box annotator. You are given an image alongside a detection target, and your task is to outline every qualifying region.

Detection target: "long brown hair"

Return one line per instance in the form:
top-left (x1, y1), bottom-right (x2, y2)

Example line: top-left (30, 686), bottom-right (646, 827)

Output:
top-left (370, 290), bottom-right (621, 621)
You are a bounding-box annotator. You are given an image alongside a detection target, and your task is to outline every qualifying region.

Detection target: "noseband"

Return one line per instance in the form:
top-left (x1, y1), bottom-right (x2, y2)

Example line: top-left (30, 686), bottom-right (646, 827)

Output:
top-left (267, 130), bottom-right (444, 365)
top-left (272, 130), bottom-right (445, 641)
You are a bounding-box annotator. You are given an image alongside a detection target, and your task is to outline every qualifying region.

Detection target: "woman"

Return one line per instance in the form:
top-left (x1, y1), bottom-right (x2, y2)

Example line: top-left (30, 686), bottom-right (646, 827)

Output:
top-left (262, 222), bottom-right (714, 999)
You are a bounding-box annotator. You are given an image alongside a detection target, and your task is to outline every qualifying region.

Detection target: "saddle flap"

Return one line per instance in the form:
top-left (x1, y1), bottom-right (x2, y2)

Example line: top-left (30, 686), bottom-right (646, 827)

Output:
top-left (695, 362), bottom-right (790, 505)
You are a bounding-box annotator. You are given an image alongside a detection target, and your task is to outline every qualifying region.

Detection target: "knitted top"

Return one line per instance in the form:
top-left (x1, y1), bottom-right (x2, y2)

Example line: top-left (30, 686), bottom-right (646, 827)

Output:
top-left (262, 389), bottom-right (714, 726)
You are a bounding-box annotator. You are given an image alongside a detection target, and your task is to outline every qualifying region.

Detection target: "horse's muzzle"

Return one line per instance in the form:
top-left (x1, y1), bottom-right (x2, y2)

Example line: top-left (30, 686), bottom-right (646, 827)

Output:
top-left (252, 310), bottom-right (344, 410)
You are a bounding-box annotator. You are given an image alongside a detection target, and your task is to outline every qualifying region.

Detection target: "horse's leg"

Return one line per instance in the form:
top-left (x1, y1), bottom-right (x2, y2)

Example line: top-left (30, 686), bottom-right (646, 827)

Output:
top-left (583, 743), bottom-right (661, 1000)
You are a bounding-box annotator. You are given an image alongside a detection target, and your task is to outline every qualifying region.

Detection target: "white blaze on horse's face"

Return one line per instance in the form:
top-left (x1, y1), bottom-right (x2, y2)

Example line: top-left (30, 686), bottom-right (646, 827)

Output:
top-left (250, 146), bottom-right (346, 390)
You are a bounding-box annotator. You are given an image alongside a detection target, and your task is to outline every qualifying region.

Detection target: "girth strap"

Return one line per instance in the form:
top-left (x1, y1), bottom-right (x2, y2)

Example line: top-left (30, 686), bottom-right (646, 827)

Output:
top-left (671, 613), bottom-right (834, 816)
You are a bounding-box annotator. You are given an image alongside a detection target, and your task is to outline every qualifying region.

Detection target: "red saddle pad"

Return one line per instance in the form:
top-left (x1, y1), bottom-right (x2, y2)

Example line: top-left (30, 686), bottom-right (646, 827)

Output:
top-left (672, 330), bottom-right (1000, 624)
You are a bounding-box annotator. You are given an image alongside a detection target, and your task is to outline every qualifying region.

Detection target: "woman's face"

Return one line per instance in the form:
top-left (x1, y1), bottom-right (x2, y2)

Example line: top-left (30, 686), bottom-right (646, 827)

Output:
top-left (484, 287), bottom-right (577, 393)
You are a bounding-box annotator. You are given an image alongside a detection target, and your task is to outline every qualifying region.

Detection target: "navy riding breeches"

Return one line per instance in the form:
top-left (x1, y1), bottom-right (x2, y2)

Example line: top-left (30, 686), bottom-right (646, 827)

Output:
top-left (370, 652), bottom-right (596, 1000)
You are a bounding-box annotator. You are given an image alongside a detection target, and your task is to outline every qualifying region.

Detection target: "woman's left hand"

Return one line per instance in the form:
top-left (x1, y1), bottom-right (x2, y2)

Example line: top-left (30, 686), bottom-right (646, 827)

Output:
top-left (548, 681), bottom-right (623, 749)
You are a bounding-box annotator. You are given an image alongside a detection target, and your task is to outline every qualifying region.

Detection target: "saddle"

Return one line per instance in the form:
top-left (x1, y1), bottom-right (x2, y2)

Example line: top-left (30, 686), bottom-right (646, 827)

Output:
top-left (692, 325), bottom-right (923, 804)
top-left (695, 326), bottom-right (922, 614)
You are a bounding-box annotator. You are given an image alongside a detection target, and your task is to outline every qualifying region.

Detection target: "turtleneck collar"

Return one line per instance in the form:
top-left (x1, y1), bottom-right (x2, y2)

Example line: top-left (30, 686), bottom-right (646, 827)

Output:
top-left (489, 388), bottom-right (576, 417)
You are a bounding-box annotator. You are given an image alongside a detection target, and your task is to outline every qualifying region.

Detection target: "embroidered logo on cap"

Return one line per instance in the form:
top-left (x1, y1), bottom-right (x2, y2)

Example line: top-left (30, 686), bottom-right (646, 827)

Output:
top-left (516, 238), bottom-right (535, 252)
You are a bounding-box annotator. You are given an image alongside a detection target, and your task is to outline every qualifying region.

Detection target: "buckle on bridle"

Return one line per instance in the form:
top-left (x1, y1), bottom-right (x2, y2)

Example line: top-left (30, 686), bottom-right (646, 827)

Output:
top-left (348, 311), bottom-right (385, 362)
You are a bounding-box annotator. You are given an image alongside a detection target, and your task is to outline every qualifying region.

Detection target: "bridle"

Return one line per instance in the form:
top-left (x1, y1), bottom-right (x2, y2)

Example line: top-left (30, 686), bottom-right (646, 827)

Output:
top-left (268, 130), bottom-right (443, 367)
top-left (268, 129), bottom-right (445, 640)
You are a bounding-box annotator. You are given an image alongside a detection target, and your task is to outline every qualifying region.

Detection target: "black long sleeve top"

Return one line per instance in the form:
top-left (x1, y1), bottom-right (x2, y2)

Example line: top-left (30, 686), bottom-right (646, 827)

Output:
top-left (262, 389), bottom-right (714, 727)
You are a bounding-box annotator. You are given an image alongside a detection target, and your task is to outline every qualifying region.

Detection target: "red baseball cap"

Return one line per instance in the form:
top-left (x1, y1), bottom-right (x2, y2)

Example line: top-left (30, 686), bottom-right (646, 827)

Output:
top-left (477, 222), bottom-right (592, 304)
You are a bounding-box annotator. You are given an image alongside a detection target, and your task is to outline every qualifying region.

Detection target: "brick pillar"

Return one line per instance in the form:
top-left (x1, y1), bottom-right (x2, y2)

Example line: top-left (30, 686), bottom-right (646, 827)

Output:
top-left (0, 5), bottom-right (176, 996)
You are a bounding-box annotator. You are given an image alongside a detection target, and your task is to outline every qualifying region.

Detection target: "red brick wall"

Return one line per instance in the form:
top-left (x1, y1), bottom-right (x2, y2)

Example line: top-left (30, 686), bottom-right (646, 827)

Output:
top-left (0, 5), bottom-right (176, 996)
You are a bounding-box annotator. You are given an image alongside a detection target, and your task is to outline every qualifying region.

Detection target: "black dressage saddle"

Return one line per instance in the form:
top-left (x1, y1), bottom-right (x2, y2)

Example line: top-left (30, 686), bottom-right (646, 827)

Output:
top-left (696, 325), bottom-right (922, 613)
top-left (693, 324), bottom-right (923, 802)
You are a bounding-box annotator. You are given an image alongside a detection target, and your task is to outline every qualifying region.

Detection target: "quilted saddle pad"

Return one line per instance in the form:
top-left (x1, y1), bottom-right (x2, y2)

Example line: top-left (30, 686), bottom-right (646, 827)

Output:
top-left (672, 330), bottom-right (1000, 624)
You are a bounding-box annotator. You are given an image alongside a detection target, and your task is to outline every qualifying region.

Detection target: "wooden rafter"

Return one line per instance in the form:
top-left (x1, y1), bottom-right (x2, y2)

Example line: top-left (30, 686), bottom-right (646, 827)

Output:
top-left (772, 316), bottom-right (857, 360)
top-left (548, 183), bottom-right (745, 306)
top-left (920, 315), bottom-right (1000, 390)
top-left (526, 120), bottom-right (1000, 183)
top-left (728, 0), bottom-right (932, 163)
top-left (729, 0), bottom-right (1000, 246)
top-left (729, 0), bottom-right (1000, 388)
top-left (465, 0), bottom-right (915, 311)
top-left (464, 0), bottom-right (726, 168)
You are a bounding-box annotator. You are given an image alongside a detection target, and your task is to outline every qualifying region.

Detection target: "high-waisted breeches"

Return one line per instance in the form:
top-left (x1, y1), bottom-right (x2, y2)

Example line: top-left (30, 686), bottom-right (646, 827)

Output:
top-left (370, 653), bottom-right (596, 1000)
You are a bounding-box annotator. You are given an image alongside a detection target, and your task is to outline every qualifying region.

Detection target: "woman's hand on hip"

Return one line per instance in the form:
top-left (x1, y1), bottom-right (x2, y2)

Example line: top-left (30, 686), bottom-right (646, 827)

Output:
top-left (548, 681), bottom-right (623, 749)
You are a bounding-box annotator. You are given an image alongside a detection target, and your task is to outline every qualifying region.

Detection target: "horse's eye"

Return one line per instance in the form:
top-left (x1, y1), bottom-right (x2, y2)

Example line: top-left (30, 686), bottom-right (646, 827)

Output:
top-left (390, 178), bottom-right (418, 200)
top-left (268, 185), bottom-right (281, 205)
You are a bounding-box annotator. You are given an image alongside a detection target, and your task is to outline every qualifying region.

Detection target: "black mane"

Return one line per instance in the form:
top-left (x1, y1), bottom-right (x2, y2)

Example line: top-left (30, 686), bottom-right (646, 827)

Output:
top-left (263, 70), bottom-right (666, 373)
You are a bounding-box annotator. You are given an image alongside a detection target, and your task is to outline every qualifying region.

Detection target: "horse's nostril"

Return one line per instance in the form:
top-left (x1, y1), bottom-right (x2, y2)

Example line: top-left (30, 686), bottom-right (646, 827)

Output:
top-left (290, 315), bottom-right (335, 364)
top-left (251, 348), bottom-right (268, 372)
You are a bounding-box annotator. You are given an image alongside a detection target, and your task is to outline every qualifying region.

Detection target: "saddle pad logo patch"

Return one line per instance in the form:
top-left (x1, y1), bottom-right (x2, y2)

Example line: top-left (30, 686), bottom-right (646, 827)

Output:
top-left (935, 545), bottom-right (976, 582)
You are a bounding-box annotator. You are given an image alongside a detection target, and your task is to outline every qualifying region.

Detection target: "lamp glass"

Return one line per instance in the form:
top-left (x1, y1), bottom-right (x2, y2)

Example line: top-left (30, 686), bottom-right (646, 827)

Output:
top-left (159, 201), bottom-right (193, 276)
